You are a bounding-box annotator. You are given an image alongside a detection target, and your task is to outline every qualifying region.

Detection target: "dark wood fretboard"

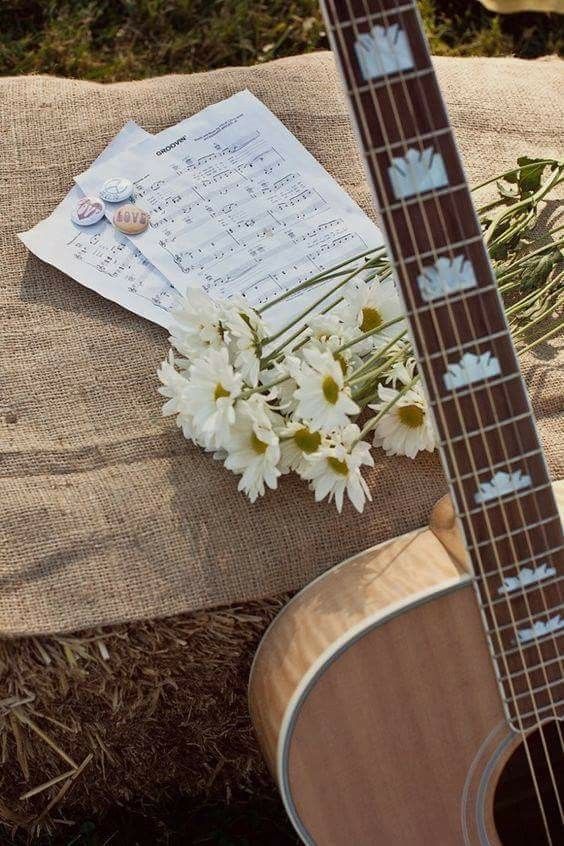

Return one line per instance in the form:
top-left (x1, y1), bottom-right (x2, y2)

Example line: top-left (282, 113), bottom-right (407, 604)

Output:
top-left (319, 0), bottom-right (563, 728)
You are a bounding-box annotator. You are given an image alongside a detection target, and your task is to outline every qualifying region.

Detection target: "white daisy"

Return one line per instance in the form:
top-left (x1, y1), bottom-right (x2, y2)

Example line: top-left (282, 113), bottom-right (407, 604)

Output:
top-left (184, 347), bottom-right (243, 448)
top-left (307, 313), bottom-right (352, 345)
top-left (387, 357), bottom-right (417, 387)
top-left (292, 347), bottom-right (359, 433)
top-left (259, 359), bottom-right (297, 413)
top-left (156, 352), bottom-right (195, 441)
top-left (337, 275), bottom-right (403, 351)
top-left (369, 382), bottom-right (436, 459)
top-left (223, 298), bottom-right (268, 387)
top-left (223, 396), bottom-right (282, 502)
top-left (300, 424), bottom-right (374, 513)
top-left (169, 289), bottom-right (224, 361)
top-left (279, 419), bottom-right (324, 474)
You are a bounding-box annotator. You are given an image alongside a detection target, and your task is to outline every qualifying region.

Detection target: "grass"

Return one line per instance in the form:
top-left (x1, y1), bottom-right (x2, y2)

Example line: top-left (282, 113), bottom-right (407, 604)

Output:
top-left (0, 0), bottom-right (561, 82)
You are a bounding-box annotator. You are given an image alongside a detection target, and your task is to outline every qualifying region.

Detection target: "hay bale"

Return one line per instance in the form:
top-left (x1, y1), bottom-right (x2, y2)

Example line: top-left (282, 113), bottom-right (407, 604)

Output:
top-left (0, 598), bottom-right (288, 839)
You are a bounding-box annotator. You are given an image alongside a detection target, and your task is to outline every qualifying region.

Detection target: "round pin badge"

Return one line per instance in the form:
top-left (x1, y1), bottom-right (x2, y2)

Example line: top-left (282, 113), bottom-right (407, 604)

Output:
top-left (71, 196), bottom-right (106, 226)
top-left (113, 203), bottom-right (150, 235)
top-left (100, 177), bottom-right (134, 203)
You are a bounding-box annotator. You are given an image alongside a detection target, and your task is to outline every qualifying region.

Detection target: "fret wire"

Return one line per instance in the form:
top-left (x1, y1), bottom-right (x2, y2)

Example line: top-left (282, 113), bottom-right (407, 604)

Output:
top-left (495, 628), bottom-right (564, 660)
top-left (500, 654), bottom-right (563, 684)
top-left (347, 66), bottom-right (435, 96)
top-left (325, 0), bottom-right (563, 785)
top-left (371, 8), bottom-right (563, 721)
top-left (472, 515), bottom-right (562, 550)
top-left (427, 328), bottom-right (510, 362)
top-left (384, 182), bottom-right (467, 213)
top-left (400, 234), bottom-right (484, 266)
top-left (510, 699), bottom-right (563, 721)
top-left (364, 125), bottom-right (452, 157)
top-left (504, 676), bottom-right (563, 705)
top-left (487, 575), bottom-right (564, 608)
top-left (331, 0), bottom-right (560, 729)
top-left (327, 2), bottom-right (417, 30)
top-left (480, 545), bottom-right (564, 580)
top-left (382, 0), bottom-right (562, 768)
top-left (446, 447), bottom-right (544, 487)
top-left (429, 371), bottom-right (521, 404)
top-left (459, 482), bottom-right (555, 521)
top-left (405, 283), bottom-right (499, 319)
top-left (350, 1), bottom-right (562, 759)
top-left (490, 603), bottom-right (564, 636)
top-left (438, 412), bottom-right (533, 448)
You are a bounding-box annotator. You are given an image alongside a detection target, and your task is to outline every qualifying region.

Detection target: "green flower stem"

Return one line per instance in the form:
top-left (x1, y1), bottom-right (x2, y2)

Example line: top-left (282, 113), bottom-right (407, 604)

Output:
top-left (257, 247), bottom-right (384, 314)
top-left (261, 264), bottom-right (364, 361)
top-left (241, 375), bottom-right (290, 399)
top-left (346, 329), bottom-right (408, 385)
top-left (517, 320), bottom-right (564, 355)
top-left (336, 314), bottom-right (405, 354)
top-left (351, 357), bottom-right (404, 403)
top-left (497, 233), bottom-right (563, 275)
top-left (472, 160), bottom-right (557, 193)
top-left (505, 273), bottom-right (562, 317)
top-left (512, 308), bottom-right (559, 342)
top-left (484, 166), bottom-right (563, 245)
top-left (355, 378), bottom-right (419, 443)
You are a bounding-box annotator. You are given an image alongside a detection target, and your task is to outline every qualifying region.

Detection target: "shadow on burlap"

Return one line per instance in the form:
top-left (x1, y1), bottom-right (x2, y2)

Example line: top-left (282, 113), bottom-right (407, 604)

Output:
top-left (0, 53), bottom-right (562, 835)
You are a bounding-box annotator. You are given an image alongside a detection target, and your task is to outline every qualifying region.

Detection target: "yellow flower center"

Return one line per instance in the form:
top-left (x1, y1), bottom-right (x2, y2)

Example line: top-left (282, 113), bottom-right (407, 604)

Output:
top-left (322, 375), bottom-right (340, 405)
top-left (294, 428), bottom-right (321, 454)
top-left (398, 404), bottom-right (425, 429)
top-left (360, 306), bottom-right (383, 333)
top-left (214, 383), bottom-right (230, 400)
top-left (251, 432), bottom-right (268, 454)
top-left (327, 456), bottom-right (349, 476)
top-left (333, 352), bottom-right (348, 376)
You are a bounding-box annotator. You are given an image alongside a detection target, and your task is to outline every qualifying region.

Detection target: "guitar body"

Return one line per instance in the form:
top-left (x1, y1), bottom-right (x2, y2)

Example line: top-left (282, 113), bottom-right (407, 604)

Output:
top-left (249, 484), bottom-right (563, 845)
top-left (250, 0), bottom-right (563, 840)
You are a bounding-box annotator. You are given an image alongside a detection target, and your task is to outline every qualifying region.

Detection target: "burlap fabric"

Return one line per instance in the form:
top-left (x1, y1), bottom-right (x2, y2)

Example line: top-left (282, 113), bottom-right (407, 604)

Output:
top-left (1, 54), bottom-right (562, 637)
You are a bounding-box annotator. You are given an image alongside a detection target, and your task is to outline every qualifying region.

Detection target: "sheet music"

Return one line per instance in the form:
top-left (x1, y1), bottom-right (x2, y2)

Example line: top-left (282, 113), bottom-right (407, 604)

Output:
top-left (76, 91), bottom-right (383, 325)
top-left (19, 122), bottom-right (179, 329)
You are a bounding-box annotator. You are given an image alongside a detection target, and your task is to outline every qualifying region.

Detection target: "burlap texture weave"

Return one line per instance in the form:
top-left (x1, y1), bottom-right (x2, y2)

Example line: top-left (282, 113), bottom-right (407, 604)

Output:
top-left (1, 54), bottom-right (562, 637)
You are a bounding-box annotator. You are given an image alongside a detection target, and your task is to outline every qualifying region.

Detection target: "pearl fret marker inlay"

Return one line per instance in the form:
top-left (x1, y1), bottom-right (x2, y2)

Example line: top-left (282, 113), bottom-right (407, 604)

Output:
top-left (354, 24), bottom-right (414, 81)
top-left (388, 147), bottom-right (448, 200)
top-left (498, 562), bottom-right (557, 595)
top-left (417, 255), bottom-right (477, 302)
top-left (443, 351), bottom-right (500, 391)
top-left (474, 470), bottom-right (532, 504)
top-left (516, 614), bottom-right (564, 644)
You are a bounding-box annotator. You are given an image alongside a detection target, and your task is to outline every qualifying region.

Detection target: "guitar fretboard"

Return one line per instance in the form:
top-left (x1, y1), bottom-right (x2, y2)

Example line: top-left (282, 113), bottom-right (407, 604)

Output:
top-left (320, 0), bottom-right (563, 729)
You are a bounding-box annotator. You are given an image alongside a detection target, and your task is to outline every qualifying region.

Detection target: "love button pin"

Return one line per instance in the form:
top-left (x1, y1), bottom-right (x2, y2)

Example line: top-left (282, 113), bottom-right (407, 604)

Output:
top-left (113, 203), bottom-right (150, 235)
top-left (71, 195), bottom-right (105, 226)
top-left (100, 177), bottom-right (134, 203)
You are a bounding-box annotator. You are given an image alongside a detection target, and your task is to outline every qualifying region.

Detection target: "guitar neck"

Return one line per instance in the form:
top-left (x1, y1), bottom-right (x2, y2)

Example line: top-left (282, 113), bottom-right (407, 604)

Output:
top-left (319, 0), bottom-right (563, 727)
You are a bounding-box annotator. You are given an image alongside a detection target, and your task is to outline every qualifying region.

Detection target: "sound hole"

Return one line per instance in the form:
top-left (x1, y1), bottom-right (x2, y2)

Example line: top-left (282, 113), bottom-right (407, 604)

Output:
top-left (494, 720), bottom-right (563, 844)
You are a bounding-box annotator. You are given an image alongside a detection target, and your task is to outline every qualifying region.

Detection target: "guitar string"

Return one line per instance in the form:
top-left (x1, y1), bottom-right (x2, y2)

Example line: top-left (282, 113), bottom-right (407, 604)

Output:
top-left (362, 0), bottom-right (563, 822)
top-left (373, 0), bottom-right (563, 727)
top-left (395, 0), bottom-right (564, 713)
top-left (389, 0), bottom-right (564, 759)
top-left (360, 0), bottom-right (563, 827)
top-left (389, 0), bottom-right (564, 784)
top-left (332, 1), bottom-right (548, 774)
top-left (353, 0), bottom-right (560, 751)
top-left (330, 0), bottom-right (559, 835)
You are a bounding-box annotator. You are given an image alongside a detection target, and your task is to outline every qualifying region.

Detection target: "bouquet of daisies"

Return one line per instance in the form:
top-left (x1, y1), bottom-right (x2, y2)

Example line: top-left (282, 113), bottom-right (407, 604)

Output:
top-left (157, 158), bottom-right (563, 513)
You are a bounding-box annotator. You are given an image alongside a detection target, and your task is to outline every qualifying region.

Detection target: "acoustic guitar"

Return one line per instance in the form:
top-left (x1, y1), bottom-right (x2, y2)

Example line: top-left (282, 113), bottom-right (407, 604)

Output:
top-left (248, 2), bottom-right (563, 843)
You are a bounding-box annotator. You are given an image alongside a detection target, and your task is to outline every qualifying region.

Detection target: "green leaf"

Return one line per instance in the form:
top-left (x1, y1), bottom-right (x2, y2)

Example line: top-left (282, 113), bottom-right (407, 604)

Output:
top-left (515, 156), bottom-right (551, 195)
top-left (519, 249), bottom-right (562, 290)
